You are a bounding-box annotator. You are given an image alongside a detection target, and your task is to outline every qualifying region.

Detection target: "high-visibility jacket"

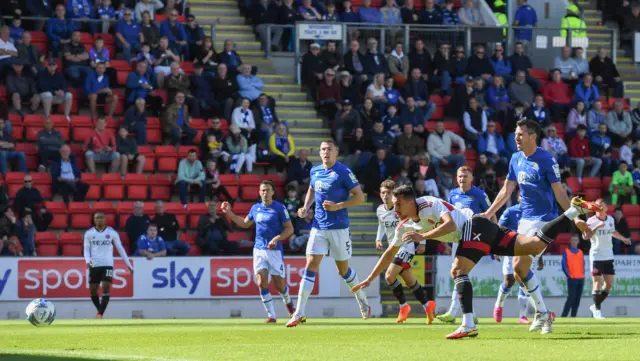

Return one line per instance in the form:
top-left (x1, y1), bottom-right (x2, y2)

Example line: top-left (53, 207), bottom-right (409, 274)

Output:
top-left (563, 248), bottom-right (585, 279)
top-left (495, 11), bottom-right (507, 36)
top-left (561, 15), bottom-right (587, 38)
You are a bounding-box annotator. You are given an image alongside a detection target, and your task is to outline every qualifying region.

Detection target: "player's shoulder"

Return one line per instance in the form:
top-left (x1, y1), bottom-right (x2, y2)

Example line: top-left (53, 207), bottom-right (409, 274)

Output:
top-left (335, 161), bottom-right (355, 175)
top-left (311, 164), bottom-right (323, 173)
top-left (84, 227), bottom-right (97, 235)
top-left (416, 196), bottom-right (440, 211)
top-left (106, 226), bottom-right (118, 235)
top-left (448, 187), bottom-right (461, 196)
top-left (471, 185), bottom-right (487, 196)
top-left (272, 200), bottom-right (286, 211)
top-left (535, 147), bottom-right (556, 163)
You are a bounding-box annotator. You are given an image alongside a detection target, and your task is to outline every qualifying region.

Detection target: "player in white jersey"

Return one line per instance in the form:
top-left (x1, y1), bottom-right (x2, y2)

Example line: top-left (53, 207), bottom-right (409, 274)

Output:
top-left (352, 185), bottom-right (599, 339)
top-left (375, 180), bottom-right (435, 324)
top-left (586, 199), bottom-right (631, 319)
top-left (84, 211), bottom-right (133, 318)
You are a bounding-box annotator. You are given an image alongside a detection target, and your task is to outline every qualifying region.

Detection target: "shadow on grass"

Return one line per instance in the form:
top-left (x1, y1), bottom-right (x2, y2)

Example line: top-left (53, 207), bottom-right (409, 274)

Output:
top-left (0, 355), bottom-right (103, 361)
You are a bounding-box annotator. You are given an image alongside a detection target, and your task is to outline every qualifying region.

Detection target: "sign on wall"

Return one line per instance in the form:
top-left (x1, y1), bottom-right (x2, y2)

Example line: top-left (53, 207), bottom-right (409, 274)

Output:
top-left (297, 23), bottom-right (343, 41)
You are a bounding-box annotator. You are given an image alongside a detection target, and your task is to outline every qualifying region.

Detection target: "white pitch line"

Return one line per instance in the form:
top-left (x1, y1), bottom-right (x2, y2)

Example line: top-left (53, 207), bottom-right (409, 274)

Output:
top-left (0, 349), bottom-right (203, 361)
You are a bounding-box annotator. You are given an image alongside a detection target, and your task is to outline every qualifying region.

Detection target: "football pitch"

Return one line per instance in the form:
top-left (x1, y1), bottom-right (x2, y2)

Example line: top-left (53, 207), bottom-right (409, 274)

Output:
top-left (1, 318), bottom-right (639, 361)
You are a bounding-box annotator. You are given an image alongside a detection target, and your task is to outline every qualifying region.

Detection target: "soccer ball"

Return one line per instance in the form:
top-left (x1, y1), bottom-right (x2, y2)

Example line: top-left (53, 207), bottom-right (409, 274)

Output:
top-left (25, 298), bottom-right (56, 327)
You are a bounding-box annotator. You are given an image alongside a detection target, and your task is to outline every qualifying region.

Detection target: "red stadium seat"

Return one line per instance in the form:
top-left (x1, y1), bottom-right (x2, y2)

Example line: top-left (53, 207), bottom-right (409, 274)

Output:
top-left (117, 202), bottom-right (134, 228)
top-left (149, 174), bottom-right (172, 200)
top-left (155, 146), bottom-right (178, 172)
top-left (628, 216), bottom-right (640, 230)
top-left (187, 203), bottom-right (208, 228)
top-left (602, 177), bottom-right (612, 193)
top-left (242, 185), bottom-right (260, 201)
top-left (147, 117), bottom-right (161, 129)
top-left (431, 106), bottom-right (445, 121)
top-left (227, 232), bottom-right (250, 242)
top-left (622, 205), bottom-right (640, 216)
top-left (584, 188), bottom-right (602, 201)
top-left (93, 201), bottom-right (117, 227)
top-left (232, 202), bottom-right (253, 217)
top-left (187, 244), bottom-right (202, 256)
top-left (239, 174), bottom-right (261, 185)
top-left (60, 232), bottom-right (83, 256)
top-left (530, 68), bottom-right (548, 80)
top-left (102, 174), bottom-right (125, 199)
top-left (565, 177), bottom-right (582, 194)
top-left (178, 145), bottom-right (199, 158)
top-left (69, 202), bottom-right (93, 229)
top-left (138, 145), bottom-right (156, 172)
top-left (163, 203), bottom-right (187, 228)
top-left (218, 174), bottom-right (239, 200)
top-left (189, 118), bottom-right (208, 130)
top-left (81, 173), bottom-right (102, 200)
top-left (262, 174), bottom-right (285, 197)
top-left (35, 232), bottom-right (59, 256)
top-left (15, 143), bottom-right (39, 171)
top-left (582, 177), bottom-right (602, 189)
top-left (125, 174), bottom-right (149, 200)
top-left (5, 172), bottom-right (25, 197)
top-left (45, 201), bottom-right (69, 229)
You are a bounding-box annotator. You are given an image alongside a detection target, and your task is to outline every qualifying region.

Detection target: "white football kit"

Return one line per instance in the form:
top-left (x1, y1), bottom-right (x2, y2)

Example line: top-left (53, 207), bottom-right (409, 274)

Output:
top-left (587, 215), bottom-right (615, 262)
top-left (376, 204), bottom-right (415, 254)
top-left (83, 226), bottom-right (133, 269)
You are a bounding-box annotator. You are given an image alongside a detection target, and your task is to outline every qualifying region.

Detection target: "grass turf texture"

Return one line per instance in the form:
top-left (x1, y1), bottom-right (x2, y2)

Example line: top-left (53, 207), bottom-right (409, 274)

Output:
top-left (1, 318), bottom-right (639, 361)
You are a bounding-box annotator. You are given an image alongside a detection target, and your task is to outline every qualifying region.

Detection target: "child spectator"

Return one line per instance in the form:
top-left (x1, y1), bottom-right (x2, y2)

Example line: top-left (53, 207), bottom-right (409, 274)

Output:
top-left (382, 104), bottom-right (402, 137)
top-left (610, 161), bottom-right (637, 205)
top-left (290, 208), bottom-right (313, 252)
top-left (96, 0), bottom-right (116, 34)
top-left (567, 100), bottom-right (587, 137)
top-left (204, 160), bottom-right (233, 202)
top-left (384, 77), bottom-right (404, 106)
top-left (323, 2), bottom-right (339, 21)
top-left (561, 234), bottom-right (584, 318)
top-left (620, 137), bottom-right (633, 166)
top-left (284, 185), bottom-right (300, 221)
top-left (9, 14), bottom-right (24, 45)
top-left (633, 158), bottom-right (640, 195)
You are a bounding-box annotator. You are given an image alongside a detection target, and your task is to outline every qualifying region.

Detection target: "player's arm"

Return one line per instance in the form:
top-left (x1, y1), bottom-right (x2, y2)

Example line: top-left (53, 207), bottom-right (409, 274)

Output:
top-left (612, 230), bottom-right (631, 245)
top-left (113, 233), bottom-right (134, 273)
top-left (221, 202), bottom-right (255, 228)
top-left (418, 212), bottom-right (457, 241)
top-left (327, 185), bottom-right (365, 211)
top-left (269, 220), bottom-right (295, 249)
top-left (375, 221), bottom-right (385, 251)
top-left (352, 243), bottom-right (401, 292)
top-left (298, 186), bottom-right (316, 217)
top-left (83, 232), bottom-right (91, 267)
top-left (483, 180), bottom-right (517, 219)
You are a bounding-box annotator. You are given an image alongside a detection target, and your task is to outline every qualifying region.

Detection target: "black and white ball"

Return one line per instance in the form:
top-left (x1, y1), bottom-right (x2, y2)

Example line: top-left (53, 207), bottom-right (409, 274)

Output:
top-left (26, 298), bottom-right (56, 327)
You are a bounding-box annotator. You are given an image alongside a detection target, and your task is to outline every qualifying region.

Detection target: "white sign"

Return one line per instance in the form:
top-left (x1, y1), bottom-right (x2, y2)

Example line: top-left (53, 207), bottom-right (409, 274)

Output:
top-left (298, 23), bottom-right (343, 41)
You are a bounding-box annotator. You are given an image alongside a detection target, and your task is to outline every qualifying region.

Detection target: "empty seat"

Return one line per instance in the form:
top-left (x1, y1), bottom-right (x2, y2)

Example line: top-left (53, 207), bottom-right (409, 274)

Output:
top-left (242, 185), bottom-right (260, 201)
top-left (69, 202), bottom-right (93, 229)
top-left (582, 177), bottom-right (602, 189)
top-left (116, 201), bottom-right (134, 228)
top-left (45, 201), bottom-right (69, 229)
top-left (149, 174), bottom-right (172, 200)
top-left (60, 232), bottom-right (83, 256)
top-left (35, 232), bottom-right (59, 256)
top-left (81, 173), bottom-right (102, 199)
top-left (232, 202), bottom-right (253, 217)
top-left (125, 174), bottom-right (149, 200)
top-left (155, 146), bottom-right (178, 172)
top-left (622, 205), bottom-right (640, 216)
top-left (565, 177), bottom-right (582, 194)
top-left (239, 174), bottom-right (261, 185)
top-left (102, 174), bottom-right (126, 199)
top-left (138, 145), bottom-right (156, 172)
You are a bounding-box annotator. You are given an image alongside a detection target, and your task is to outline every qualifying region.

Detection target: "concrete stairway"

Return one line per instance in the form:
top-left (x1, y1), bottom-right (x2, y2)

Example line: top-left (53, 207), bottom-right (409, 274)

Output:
top-left (189, 0), bottom-right (379, 252)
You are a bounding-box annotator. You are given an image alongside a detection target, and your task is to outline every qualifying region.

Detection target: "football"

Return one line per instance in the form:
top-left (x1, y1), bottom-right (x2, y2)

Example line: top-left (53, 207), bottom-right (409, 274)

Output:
top-left (25, 299), bottom-right (56, 327)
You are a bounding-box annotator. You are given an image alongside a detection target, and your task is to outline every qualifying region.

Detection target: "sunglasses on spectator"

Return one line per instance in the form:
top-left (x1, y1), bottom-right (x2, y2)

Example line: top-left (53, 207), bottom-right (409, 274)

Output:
top-left (476, 51), bottom-right (484, 55)
top-left (326, 73), bottom-right (335, 77)
top-left (24, 180), bottom-right (33, 183)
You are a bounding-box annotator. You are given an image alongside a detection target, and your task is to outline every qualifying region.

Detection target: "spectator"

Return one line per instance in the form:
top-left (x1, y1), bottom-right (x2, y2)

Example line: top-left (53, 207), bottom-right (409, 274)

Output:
top-left (7, 60), bottom-right (40, 117)
top-left (466, 44), bottom-right (493, 81)
top-left (553, 46), bottom-right (579, 83)
top-left (371, 120), bottom-right (395, 151)
top-left (573, 47), bottom-right (589, 76)
top-left (175, 148), bottom-right (205, 205)
top-left (193, 37), bottom-right (217, 77)
top-left (433, 42), bottom-right (455, 96)
top-left (317, 68), bottom-right (342, 120)
top-left (340, 71), bottom-right (361, 106)
top-left (447, 76), bottom-right (475, 118)
top-left (66, 0), bottom-right (93, 33)
top-left (567, 100), bottom-right (587, 136)
top-left (116, 127), bottom-right (145, 176)
top-left (253, 94), bottom-right (281, 141)
top-left (51, 145), bottom-right (89, 203)
top-left (0, 180), bottom-right (9, 210)
top-left (0, 28), bottom-right (17, 76)
top-left (487, 75), bottom-right (511, 115)
top-left (472, 77), bottom-right (488, 109)
top-left (401, 96), bottom-right (426, 135)
top-left (17, 32), bottom-right (44, 79)
top-left (543, 69), bottom-right (573, 121)
top-left (204, 160), bottom-right (232, 201)
top-left (227, 124), bottom-right (254, 174)
top-left (298, 0), bottom-right (322, 21)
top-left (463, 97), bottom-right (487, 143)
top-left (570, 124), bottom-right (602, 181)
top-left (489, 43), bottom-right (512, 83)
top-left (423, 0), bottom-right (443, 24)
top-left (135, 43), bottom-right (157, 80)
top-left (623, 3), bottom-right (640, 43)
top-left (140, 11), bottom-right (162, 49)
top-left (14, 174), bottom-right (53, 231)
top-left (508, 70), bottom-right (534, 107)
top-left (382, 104), bottom-right (402, 137)
top-left (408, 152), bottom-right (439, 196)
top-left (346, 127), bottom-right (370, 158)
top-left (561, 234), bottom-right (584, 318)
top-left (63, 31), bottom-right (92, 87)
top-left (587, 99), bottom-right (606, 133)
top-left (153, 37), bottom-right (180, 89)
top-left (36, 118), bottom-right (64, 172)
top-left (14, 211), bottom-right (35, 256)
top-left (513, 0), bottom-right (537, 43)
top-left (152, 200), bottom-right (190, 256)
top-left (401, 0), bottom-right (422, 24)
top-left (123, 98), bottom-right (147, 145)
top-left (134, 223), bottom-right (167, 259)
top-left (384, 77), bottom-right (404, 106)
top-left (254, 0), bottom-right (283, 51)
top-left (358, 0), bottom-right (383, 23)
top-left (388, 43), bottom-right (409, 88)
top-left (283, 185), bottom-right (300, 222)
top-left (366, 73), bottom-right (387, 106)
top-left (135, 0), bottom-right (164, 21)
top-left (323, 2), bottom-right (339, 22)
top-left (574, 73), bottom-right (599, 109)
top-left (163, 91), bottom-right (196, 145)
top-left (403, 68), bottom-right (435, 122)
top-left (613, 207), bottom-right (632, 254)
top-left (160, 9), bottom-right (189, 59)
top-left (363, 37), bottom-right (388, 78)
top-left (46, 5), bottom-right (75, 58)
top-left (606, 99), bottom-right (633, 146)
top-left (339, 0), bottom-right (361, 28)
top-left (0, 117), bottom-right (25, 175)
top-left (611, 161), bottom-right (637, 205)
top-left (458, 0), bottom-right (483, 25)
top-left (85, 62), bottom-right (118, 120)
top-left (84, 117), bottom-right (120, 174)
top-left (560, 4), bottom-right (586, 38)
top-left (89, 37), bottom-right (118, 87)
top-left (166, 62), bottom-right (199, 117)
top-left (217, 39), bottom-right (244, 77)
top-left (452, 45), bottom-right (468, 83)
top-left (526, 94), bottom-right (551, 127)
top-left (209, 64), bottom-right (237, 120)
top-left (268, 123), bottom-right (295, 174)
top-left (185, 15), bottom-right (205, 59)
top-left (510, 41), bottom-right (540, 91)
top-left (620, 138), bottom-right (633, 166)
top-left (232, 97), bottom-right (260, 144)
top-left (343, 40), bottom-right (367, 86)
top-left (0, 207), bottom-right (17, 256)
top-left (37, 60), bottom-right (73, 122)
top-left (125, 201), bottom-right (151, 254)
top-left (427, 120), bottom-right (466, 174)
top-left (335, 98), bottom-right (361, 149)
top-left (26, 0), bottom-right (53, 31)
top-left (442, 0), bottom-right (460, 25)
top-left (590, 47), bottom-right (623, 98)
top-left (196, 201), bottom-right (237, 255)
top-left (200, 117), bottom-right (230, 169)
top-left (541, 125), bottom-right (570, 170)
top-left (358, 98), bottom-right (380, 134)
top-left (591, 123), bottom-right (616, 177)
top-left (237, 63), bottom-right (264, 102)
top-left (394, 123), bottom-right (422, 161)
top-left (115, 8), bottom-right (142, 62)
top-left (322, 41), bottom-right (341, 73)
top-left (361, 147), bottom-right (400, 197)
top-left (632, 103), bottom-right (640, 138)
top-left (287, 148), bottom-right (312, 188)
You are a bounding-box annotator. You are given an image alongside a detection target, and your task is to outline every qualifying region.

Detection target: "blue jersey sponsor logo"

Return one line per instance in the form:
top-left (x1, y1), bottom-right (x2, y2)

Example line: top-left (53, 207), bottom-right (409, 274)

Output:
top-left (152, 261), bottom-right (204, 295)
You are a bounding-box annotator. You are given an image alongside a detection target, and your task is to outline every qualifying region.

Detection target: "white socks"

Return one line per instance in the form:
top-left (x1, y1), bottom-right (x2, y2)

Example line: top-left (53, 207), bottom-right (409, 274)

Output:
top-left (295, 270), bottom-right (316, 316)
top-left (343, 267), bottom-right (364, 300)
top-left (518, 288), bottom-right (531, 318)
top-left (260, 289), bottom-right (276, 319)
top-left (280, 285), bottom-right (291, 305)
top-left (564, 207), bottom-right (580, 220)
top-left (496, 283), bottom-right (511, 307)
top-left (522, 271), bottom-right (548, 313)
top-left (448, 291), bottom-right (461, 316)
top-left (462, 313), bottom-right (475, 328)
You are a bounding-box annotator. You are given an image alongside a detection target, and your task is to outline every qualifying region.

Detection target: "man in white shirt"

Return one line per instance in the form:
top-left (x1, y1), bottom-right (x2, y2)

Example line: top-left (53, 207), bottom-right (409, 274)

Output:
top-left (0, 26), bottom-right (18, 76)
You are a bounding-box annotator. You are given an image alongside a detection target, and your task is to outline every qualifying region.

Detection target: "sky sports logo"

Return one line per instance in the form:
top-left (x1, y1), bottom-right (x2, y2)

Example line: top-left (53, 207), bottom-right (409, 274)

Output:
top-left (0, 269), bottom-right (11, 296)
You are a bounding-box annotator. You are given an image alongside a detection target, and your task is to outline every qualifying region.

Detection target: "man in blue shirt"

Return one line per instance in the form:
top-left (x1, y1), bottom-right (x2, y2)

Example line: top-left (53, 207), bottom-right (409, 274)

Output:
top-left (513, 0), bottom-right (537, 43)
top-left (160, 9), bottom-right (189, 59)
top-left (448, 166), bottom-right (491, 214)
top-left (66, 0), bottom-right (95, 34)
top-left (287, 140), bottom-right (369, 327)
top-left (85, 62), bottom-right (119, 119)
top-left (115, 9), bottom-right (143, 63)
top-left (46, 5), bottom-right (76, 58)
top-left (134, 223), bottom-right (167, 259)
top-left (482, 119), bottom-right (591, 334)
top-left (222, 180), bottom-right (295, 323)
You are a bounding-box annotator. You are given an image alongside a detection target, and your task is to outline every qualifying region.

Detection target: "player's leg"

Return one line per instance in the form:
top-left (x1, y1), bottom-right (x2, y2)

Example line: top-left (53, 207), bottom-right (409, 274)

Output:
top-left (517, 287), bottom-right (532, 323)
top-left (287, 228), bottom-right (325, 327)
top-left (590, 270), bottom-right (604, 318)
top-left (268, 250), bottom-right (295, 316)
top-left (494, 257), bottom-right (515, 323)
top-left (446, 255), bottom-right (479, 339)
top-left (437, 243), bottom-right (459, 324)
top-left (256, 268), bottom-right (277, 322)
top-left (272, 276), bottom-right (295, 316)
top-left (600, 273), bottom-right (614, 315)
top-left (385, 263), bottom-right (410, 322)
top-left (330, 229), bottom-right (370, 319)
top-left (98, 280), bottom-right (111, 317)
top-left (89, 283), bottom-right (101, 315)
top-left (400, 267), bottom-right (436, 324)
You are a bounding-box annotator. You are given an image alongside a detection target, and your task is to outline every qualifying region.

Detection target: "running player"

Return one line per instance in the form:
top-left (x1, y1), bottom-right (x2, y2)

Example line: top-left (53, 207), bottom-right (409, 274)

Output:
top-left (375, 179), bottom-right (435, 324)
top-left (481, 119), bottom-right (592, 334)
top-left (494, 199), bottom-right (534, 324)
top-left (222, 180), bottom-right (296, 323)
top-left (586, 199), bottom-right (631, 319)
top-left (286, 140), bottom-right (369, 327)
top-left (438, 166), bottom-right (490, 324)
top-left (84, 211), bottom-right (133, 319)
top-left (351, 185), bottom-right (598, 339)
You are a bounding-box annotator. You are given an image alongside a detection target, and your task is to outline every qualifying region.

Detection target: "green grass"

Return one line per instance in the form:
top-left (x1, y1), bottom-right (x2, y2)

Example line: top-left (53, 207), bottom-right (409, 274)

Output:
top-left (2, 318), bottom-right (640, 361)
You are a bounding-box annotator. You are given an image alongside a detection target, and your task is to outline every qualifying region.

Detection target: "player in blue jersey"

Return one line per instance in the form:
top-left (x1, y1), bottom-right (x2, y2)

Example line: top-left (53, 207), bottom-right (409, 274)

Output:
top-left (286, 140), bottom-right (369, 327)
top-left (438, 166), bottom-right (491, 324)
top-left (493, 198), bottom-right (535, 324)
top-left (481, 119), bottom-right (591, 334)
top-left (222, 180), bottom-right (296, 323)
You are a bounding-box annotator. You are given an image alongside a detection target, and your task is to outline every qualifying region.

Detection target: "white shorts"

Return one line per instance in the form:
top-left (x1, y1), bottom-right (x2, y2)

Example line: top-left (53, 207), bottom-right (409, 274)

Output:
top-left (502, 256), bottom-right (514, 275)
top-left (517, 219), bottom-right (547, 262)
top-left (154, 66), bottom-right (171, 75)
top-left (306, 228), bottom-right (352, 261)
top-left (253, 248), bottom-right (285, 278)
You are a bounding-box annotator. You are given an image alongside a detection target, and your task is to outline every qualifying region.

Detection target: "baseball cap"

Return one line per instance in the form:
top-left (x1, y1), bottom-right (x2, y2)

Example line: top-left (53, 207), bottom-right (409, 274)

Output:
top-left (310, 43), bottom-right (321, 49)
top-left (342, 98), bottom-right (352, 106)
top-left (466, 76), bottom-right (474, 82)
top-left (47, 58), bottom-right (58, 66)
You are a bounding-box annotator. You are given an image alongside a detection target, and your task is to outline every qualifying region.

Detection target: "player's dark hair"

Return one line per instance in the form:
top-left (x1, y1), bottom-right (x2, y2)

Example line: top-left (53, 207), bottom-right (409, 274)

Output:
top-left (516, 119), bottom-right (540, 135)
top-left (380, 179), bottom-right (397, 190)
top-left (321, 140), bottom-right (339, 149)
top-left (260, 180), bottom-right (275, 191)
top-left (392, 185), bottom-right (416, 202)
top-left (620, 160), bottom-right (628, 166)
